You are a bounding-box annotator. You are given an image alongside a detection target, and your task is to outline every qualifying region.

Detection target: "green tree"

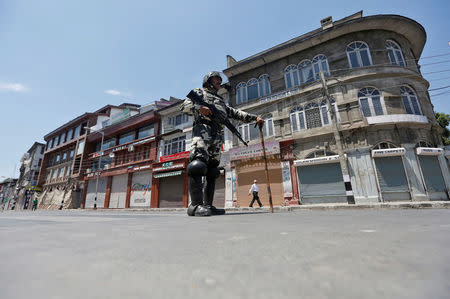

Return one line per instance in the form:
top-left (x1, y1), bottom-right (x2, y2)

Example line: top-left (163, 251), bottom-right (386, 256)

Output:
top-left (435, 112), bottom-right (450, 145)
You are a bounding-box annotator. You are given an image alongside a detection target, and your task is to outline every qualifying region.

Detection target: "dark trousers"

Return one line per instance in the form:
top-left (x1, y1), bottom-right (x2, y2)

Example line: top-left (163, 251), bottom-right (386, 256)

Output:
top-left (250, 191), bottom-right (262, 207)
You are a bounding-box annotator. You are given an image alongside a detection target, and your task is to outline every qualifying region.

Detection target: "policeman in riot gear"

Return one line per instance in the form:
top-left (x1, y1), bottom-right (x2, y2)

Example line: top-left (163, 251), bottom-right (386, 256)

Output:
top-left (182, 71), bottom-right (264, 216)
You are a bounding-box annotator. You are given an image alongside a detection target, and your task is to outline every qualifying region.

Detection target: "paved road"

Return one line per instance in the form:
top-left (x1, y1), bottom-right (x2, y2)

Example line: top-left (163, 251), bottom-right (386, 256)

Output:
top-left (1, 209), bottom-right (449, 299)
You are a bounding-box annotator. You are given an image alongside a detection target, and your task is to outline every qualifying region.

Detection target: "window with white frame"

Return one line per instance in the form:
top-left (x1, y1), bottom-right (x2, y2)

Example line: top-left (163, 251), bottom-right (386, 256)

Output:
top-left (238, 114), bottom-right (274, 143)
top-left (284, 65), bottom-right (299, 89)
top-left (247, 78), bottom-right (259, 100)
top-left (258, 75), bottom-right (271, 97)
top-left (290, 100), bottom-right (335, 132)
top-left (347, 41), bottom-right (372, 68)
top-left (386, 40), bottom-right (405, 66)
top-left (312, 55), bottom-right (330, 79)
top-left (358, 87), bottom-right (384, 117)
top-left (163, 135), bottom-right (186, 156)
top-left (169, 113), bottom-right (189, 126)
top-left (400, 86), bottom-right (422, 115)
top-left (236, 82), bottom-right (247, 104)
top-left (236, 75), bottom-right (271, 104)
top-left (299, 60), bottom-right (314, 84)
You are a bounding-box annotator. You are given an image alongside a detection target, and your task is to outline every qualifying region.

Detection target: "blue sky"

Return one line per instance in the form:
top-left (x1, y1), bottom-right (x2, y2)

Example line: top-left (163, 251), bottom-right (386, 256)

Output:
top-left (1, 0), bottom-right (450, 178)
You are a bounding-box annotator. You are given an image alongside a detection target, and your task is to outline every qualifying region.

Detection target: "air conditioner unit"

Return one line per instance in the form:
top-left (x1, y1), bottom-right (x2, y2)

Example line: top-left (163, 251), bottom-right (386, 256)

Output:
top-left (86, 168), bottom-right (92, 173)
top-left (103, 164), bottom-right (110, 170)
top-left (128, 145), bottom-right (135, 152)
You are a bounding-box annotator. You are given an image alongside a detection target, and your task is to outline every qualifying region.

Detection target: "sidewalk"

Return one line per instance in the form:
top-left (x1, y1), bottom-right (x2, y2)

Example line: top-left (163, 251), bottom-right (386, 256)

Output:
top-left (76, 200), bottom-right (450, 213)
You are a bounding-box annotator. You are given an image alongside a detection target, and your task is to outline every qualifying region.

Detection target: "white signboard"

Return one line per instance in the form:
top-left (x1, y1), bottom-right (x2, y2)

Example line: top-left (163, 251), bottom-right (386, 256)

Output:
top-left (294, 155), bottom-right (340, 167)
top-left (371, 148), bottom-right (406, 157)
top-left (281, 161), bottom-right (293, 197)
top-left (230, 141), bottom-right (280, 161)
top-left (416, 147), bottom-right (443, 156)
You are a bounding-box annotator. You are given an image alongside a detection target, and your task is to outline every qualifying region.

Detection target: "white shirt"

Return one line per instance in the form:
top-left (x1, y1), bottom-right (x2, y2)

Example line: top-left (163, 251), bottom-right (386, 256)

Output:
top-left (249, 183), bottom-right (259, 194)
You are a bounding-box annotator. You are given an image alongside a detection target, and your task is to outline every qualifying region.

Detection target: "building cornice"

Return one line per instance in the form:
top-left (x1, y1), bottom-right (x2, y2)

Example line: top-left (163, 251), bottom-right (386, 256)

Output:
top-left (224, 14), bottom-right (426, 78)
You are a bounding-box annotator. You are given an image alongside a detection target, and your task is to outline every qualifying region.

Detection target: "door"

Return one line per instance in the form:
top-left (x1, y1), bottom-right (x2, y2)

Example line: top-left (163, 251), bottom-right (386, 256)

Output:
top-left (109, 174), bottom-right (128, 208)
top-left (85, 177), bottom-right (107, 208)
top-left (374, 156), bottom-right (410, 201)
top-left (158, 175), bottom-right (184, 208)
top-left (297, 163), bottom-right (347, 204)
top-left (418, 156), bottom-right (448, 200)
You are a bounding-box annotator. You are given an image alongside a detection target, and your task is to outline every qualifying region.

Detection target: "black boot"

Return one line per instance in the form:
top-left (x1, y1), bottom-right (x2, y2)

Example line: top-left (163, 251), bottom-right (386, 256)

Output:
top-left (187, 175), bottom-right (211, 216)
top-left (204, 168), bottom-right (225, 215)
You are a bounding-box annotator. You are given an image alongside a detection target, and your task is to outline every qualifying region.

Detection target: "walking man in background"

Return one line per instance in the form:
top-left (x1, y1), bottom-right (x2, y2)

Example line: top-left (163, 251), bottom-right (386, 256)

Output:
top-left (249, 180), bottom-right (263, 208)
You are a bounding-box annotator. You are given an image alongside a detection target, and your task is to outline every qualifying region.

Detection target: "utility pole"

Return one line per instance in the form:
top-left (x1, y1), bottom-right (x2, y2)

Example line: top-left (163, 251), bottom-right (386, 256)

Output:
top-left (320, 72), bottom-right (355, 204)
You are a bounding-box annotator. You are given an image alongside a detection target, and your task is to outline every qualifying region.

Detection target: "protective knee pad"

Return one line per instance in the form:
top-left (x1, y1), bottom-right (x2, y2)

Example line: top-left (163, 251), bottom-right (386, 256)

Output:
top-left (187, 159), bottom-right (208, 176)
top-left (207, 167), bottom-right (220, 179)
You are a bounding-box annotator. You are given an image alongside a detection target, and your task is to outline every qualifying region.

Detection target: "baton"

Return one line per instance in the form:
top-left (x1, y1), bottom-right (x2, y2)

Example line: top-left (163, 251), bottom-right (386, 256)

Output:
top-left (258, 122), bottom-right (274, 213)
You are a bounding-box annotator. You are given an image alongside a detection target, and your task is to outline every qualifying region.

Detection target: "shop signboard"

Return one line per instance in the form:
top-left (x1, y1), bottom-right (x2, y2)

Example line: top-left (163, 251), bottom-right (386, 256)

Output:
top-left (230, 141), bottom-right (280, 161)
top-left (160, 151), bottom-right (190, 162)
top-left (416, 147), bottom-right (443, 156)
top-left (371, 148), bottom-right (406, 157)
top-left (281, 161), bottom-right (293, 197)
top-left (294, 155), bottom-right (340, 167)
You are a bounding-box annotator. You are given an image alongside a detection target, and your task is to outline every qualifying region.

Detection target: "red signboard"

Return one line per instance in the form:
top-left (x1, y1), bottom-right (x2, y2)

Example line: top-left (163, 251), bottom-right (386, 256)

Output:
top-left (159, 151), bottom-right (190, 162)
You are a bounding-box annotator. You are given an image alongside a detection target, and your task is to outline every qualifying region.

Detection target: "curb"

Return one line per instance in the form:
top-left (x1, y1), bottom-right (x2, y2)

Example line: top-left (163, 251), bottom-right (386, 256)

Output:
top-left (72, 201), bottom-right (450, 213)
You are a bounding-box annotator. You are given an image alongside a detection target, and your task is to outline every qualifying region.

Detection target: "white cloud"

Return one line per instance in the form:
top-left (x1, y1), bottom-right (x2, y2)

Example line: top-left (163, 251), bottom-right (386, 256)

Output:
top-left (0, 82), bottom-right (28, 92)
top-left (105, 89), bottom-right (122, 96)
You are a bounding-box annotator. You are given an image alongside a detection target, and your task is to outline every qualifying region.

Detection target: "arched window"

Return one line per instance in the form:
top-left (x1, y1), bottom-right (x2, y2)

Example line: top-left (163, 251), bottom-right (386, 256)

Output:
top-left (386, 40), bottom-right (405, 66)
top-left (247, 78), bottom-right (259, 100)
top-left (347, 41), bottom-right (372, 68)
top-left (238, 113), bottom-right (274, 144)
top-left (312, 55), bottom-right (330, 80)
top-left (290, 107), bottom-right (306, 132)
top-left (236, 82), bottom-right (247, 104)
top-left (400, 86), bottom-right (422, 115)
top-left (298, 60), bottom-right (314, 84)
top-left (373, 141), bottom-right (399, 149)
top-left (358, 87), bottom-right (384, 117)
top-left (258, 74), bottom-right (271, 97)
top-left (320, 100), bottom-right (331, 125)
top-left (285, 65), bottom-right (299, 88)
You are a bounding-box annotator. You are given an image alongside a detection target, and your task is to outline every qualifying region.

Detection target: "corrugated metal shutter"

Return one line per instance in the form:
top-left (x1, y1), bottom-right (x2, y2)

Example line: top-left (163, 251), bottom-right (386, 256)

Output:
top-left (130, 171), bottom-right (152, 208)
top-left (374, 156), bottom-right (410, 201)
top-left (159, 175), bottom-right (184, 208)
top-left (109, 174), bottom-right (128, 208)
top-left (85, 177), bottom-right (107, 208)
top-left (419, 156), bottom-right (447, 200)
top-left (297, 163), bottom-right (346, 203)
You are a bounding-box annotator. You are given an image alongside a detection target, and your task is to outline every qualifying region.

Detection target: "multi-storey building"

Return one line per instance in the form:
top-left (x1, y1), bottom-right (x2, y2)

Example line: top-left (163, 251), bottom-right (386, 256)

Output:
top-left (37, 103), bottom-right (140, 209)
top-left (81, 100), bottom-right (177, 209)
top-left (222, 11), bottom-right (450, 205)
top-left (16, 142), bottom-right (45, 209)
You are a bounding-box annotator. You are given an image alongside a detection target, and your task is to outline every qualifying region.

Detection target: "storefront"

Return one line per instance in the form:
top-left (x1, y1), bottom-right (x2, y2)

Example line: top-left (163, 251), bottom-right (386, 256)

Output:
top-left (129, 168), bottom-right (152, 208)
top-left (85, 176), bottom-right (108, 208)
top-left (416, 147), bottom-right (448, 200)
top-left (372, 148), bottom-right (411, 202)
top-left (230, 141), bottom-right (284, 207)
top-left (109, 173), bottom-right (128, 208)
top-left (151, 157), bottom-right (189, 208)
top-left (294, 155), bottom-right (346, 204)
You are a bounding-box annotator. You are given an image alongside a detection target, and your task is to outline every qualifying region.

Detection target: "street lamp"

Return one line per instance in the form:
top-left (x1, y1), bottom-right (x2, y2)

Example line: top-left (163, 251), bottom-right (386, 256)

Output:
top-left (84, 127), bottom-right (105, 210)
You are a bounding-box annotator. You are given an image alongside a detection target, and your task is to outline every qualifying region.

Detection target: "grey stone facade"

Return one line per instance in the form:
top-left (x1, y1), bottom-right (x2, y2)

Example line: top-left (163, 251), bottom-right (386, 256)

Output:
top-left (222, 11), bottom-right (449, 204)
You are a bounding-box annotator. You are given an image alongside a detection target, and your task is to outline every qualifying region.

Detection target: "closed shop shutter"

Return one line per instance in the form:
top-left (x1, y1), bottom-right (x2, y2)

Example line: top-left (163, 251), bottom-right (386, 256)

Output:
top-left (159, 175), bottom-right (184, 208)
top-left (374, 156), bottom-right (410, 201)
top-left (213, 175), bottom-right (225, 208)
top-left (130, 171), bottom-right (152, 208)
top-left (419, 156), bottom-right (448, 200)
top-left (236, 157), bottom-right (283, 207)
top-left (85, 177), bottom-right (107, 208)
top-left (109, 174), bottom-right (128, 208)
top-left (297, 163), bottom-right (346, 203)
